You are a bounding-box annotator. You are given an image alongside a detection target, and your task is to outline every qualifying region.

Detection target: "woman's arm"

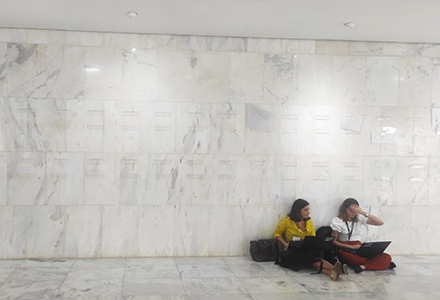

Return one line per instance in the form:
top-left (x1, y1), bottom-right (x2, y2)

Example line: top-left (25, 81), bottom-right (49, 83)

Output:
top-left (351, 205), bottom-right (384, 226)
top-left (276, 236), bottom-right (289, 250)
top-left (331, 230), bottom-right (361, 250)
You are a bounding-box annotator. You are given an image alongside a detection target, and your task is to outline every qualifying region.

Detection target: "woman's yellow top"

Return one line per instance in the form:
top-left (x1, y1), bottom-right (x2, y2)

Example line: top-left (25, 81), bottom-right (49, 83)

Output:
top-left (274, 216), bottom-right (316, 241)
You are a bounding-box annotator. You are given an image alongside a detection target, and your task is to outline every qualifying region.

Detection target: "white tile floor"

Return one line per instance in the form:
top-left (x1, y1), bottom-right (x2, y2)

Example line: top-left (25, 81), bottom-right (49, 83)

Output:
top-left (0, 255), bottom-right (439, 299)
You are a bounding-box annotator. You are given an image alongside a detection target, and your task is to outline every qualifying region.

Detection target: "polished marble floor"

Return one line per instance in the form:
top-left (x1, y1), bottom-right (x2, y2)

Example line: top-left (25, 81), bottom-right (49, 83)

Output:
top-left (0, 255), bottom-right (439, 300)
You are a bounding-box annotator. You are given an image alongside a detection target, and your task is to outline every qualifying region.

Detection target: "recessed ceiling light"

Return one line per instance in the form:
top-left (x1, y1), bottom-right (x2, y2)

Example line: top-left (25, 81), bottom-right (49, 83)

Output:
top-left (344, 22), bottom-right (356, 29)
top-left (127, 11), bottom-right (138, 18)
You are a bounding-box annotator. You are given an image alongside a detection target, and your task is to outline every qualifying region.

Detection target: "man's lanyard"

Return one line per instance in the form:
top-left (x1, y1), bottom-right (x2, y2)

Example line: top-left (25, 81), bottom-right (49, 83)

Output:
top-left (345, 221), bottom-right (355, 241)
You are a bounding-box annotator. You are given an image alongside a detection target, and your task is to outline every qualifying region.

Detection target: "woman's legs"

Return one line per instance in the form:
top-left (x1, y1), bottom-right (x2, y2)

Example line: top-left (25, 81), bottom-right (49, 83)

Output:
top-left (339, 241), bottom-right (393, 271)
top-left (312, 259), bottom-right (342, 280)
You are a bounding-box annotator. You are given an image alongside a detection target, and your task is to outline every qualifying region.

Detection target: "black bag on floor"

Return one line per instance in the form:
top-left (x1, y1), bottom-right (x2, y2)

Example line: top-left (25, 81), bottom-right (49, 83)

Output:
top-left (316, 225), bottom-right (338, 264)
top-left (249, 239), bottom-right (279, 262)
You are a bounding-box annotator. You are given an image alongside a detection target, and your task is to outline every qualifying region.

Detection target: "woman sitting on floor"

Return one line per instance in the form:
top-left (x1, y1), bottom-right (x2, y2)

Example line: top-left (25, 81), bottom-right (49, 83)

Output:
top-left (274, 198), bottom-right (347, 280)
top-left (330, 198), bottom-right (396, 273)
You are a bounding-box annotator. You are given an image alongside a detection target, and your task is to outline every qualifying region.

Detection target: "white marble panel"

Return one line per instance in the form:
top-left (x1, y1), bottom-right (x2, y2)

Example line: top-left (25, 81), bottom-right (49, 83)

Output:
top-left (3, 98), bottom-right (66, 151)
top-left (174, 206), bottom-right (209, 256)
top-left (377, 206), bottom-right (412, 255)
top-left (432, 58), bottom-right (440, 107)
top-left (279, 105), bottom-right (314, 155)
top-left (64, 206), bottom-right (102, 257)
top-left (210, 103), bottom-right (245, 154)
top-left (363, 156), bottom-right (396, 206)
top-left (158, 50), bottom-right (193, 102)
top-left (0, 99), bottom-right (6, 151)
top-left (247, 38), bottom-right (282, 53)
top-left (383, 43), bottom-right (417, 56)
top-left (46, 152), bottom-right (84, 205)
top-left (104, 32), bottom-right (155, 49)
top-left (155, 35), bottom-right (210, 52)
top-left (66, 31), bottom-right (104, 47)
top-left (28, 98), bottom-right (66, 151)
top-left (413, 108), bottom-right (440, 156)
top-left (122, 48), bottom-right (158, 101)
top-left (84, 153), bottom-right (120, 205)
top-left (332, 56), bottom-right (366, 105)
top-left (276, 155), bottom-right (297, 207)
top-left (66, 100), bottom-right (103, 152)
top-left (182, 154), bottom-right (212, 205)
top-left (349, 42), bottom-right (383, 55)
top-left (144, 154), bottom-right (183, 205)
top-left (396, 157), bottom-right (429, 206)
top-left (84, 47), bottom-right (124, 100)
top-left (262, 54), bottom-right (297, 103)
top-left (428, 158), bottom-right (440, 205)
top-left (229, 52), bottom-right (265, 103)
top-left (26, 206), bottom-right (66, 258)
top-left (417, 44), bottom-right (440, 58)
top-left (313, 106), bottom-right (345, 155)
top-left (120, 154), bottom-right (148, 205)
top-left (245, 104), bottom-right (279, 154)
top-left (240, 155), bottom-right (272, 205)
top-left (0, 152), bottom-right (5, 205)
top-left (0, 43), bottom-right (6, 97)
top-left (412, 207), bottom-right (440, 254)
top-left (193, 52), bottom-right (229, 103)
top-left (298, 55), bottom-right (332, 105)
top-left (316, 41), bottom-right (350, 55)
top-left (398, 57), bottom-right (433, 107)
top-left (104, 101), bottom-right (140, 153)
top-left (0, 28), bottom-right (30, 43)
top-left (175, 103), bottom-right (211, 154)
top-left (48, 30), bottom-right (66, 45)
top-left (138, 205), bottom-right (175, 256)
top-left (295, 156), bottom-right (330, 204)
top-left (243, 205), bottom-right (278, 254)
top-left (7, 152), bottom-right (46, 205)
top-left (210, 36), bottom-right (247, 52)
top-left (208, 154), bottom-right (246, 205)
top-left (208, 206), bottom-right (244, 256)
top-left (311, 204), bottom-right (339, 230)
top-left (139, 102), bottom-right (175, 153)
top-left (339, 106), bottom-right (381, 155)
top-left (47, 45), bottom-right (85, 99)
top-left (281, 39), bottom-right (316, 54)
top-left (366, 56), bottom-right (399, 106)
top-left (379, 107), bottom-right (415, 156)
top-left (6, 43), bottom-right (47, 98)
top-left (102, 206), bottom-right (138, 257)
top-left (0, 206), bottom-right (31, 258)
top-left (329, 156), bottom-right (364, 207)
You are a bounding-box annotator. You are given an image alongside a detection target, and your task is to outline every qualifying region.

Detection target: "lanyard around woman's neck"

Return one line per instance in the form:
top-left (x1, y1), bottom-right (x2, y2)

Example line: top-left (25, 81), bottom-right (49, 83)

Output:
top-left (345, 220), bottom-right (355, 240)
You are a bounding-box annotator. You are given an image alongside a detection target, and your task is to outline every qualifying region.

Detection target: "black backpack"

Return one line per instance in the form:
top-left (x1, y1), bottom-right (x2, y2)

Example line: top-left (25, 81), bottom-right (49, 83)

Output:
top-left (316, 226), bottom-right (339, 264)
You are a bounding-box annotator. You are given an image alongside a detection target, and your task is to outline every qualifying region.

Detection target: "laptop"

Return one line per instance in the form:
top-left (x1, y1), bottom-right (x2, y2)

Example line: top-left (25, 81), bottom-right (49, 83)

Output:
top-left (291, 236), bottom-right (335, 252)
top-left (343, 241), bottom-right (391, 259)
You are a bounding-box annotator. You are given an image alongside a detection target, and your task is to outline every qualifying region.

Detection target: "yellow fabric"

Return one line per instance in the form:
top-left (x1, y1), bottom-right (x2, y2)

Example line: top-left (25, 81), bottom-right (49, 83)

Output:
top-left (274, 216), bottom-right (316, 241)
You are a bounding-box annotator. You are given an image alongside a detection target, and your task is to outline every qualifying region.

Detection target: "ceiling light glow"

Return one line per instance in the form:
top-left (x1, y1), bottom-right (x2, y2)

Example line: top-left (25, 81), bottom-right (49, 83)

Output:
top-left (127, 11), bottom-right (138, 18)
top-left (344, 22), bottom-right (356, 29)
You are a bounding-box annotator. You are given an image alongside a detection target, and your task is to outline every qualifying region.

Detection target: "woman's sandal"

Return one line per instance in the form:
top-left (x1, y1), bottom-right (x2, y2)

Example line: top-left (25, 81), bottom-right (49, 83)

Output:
top-left (342, 263), bottom-right (349, 275)
top-left (331, 261), bottom-right (342, 280)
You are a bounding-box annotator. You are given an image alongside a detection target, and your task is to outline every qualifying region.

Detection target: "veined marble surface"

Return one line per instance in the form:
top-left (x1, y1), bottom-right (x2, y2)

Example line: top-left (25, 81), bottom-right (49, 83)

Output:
top-left (1, 27), bottom-right (440, 258)
top-left (0, 256), bottom-right (439, 299)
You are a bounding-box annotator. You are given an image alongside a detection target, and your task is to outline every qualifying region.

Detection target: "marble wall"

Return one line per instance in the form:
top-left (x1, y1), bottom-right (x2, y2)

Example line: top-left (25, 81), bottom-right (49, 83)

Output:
top-left (1, 28), bottom-right (440, 258)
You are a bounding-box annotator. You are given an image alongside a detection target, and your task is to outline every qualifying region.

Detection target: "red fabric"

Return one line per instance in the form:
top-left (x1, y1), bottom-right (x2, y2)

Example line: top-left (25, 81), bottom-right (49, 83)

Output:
top-left (339, 241), bottom-right (392, 271)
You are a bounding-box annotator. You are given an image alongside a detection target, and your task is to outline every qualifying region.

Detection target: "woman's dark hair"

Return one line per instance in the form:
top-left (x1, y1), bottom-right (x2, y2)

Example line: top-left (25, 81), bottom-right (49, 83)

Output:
top-left (338, 198), bottom-right (360, 222)
top-left (288, 198), bottom-right (310, 222)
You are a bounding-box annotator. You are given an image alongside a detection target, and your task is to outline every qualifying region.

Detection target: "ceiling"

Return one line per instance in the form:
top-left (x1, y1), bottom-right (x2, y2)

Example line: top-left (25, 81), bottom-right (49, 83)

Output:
top-left (1, 0), bottom-right (439, 44)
